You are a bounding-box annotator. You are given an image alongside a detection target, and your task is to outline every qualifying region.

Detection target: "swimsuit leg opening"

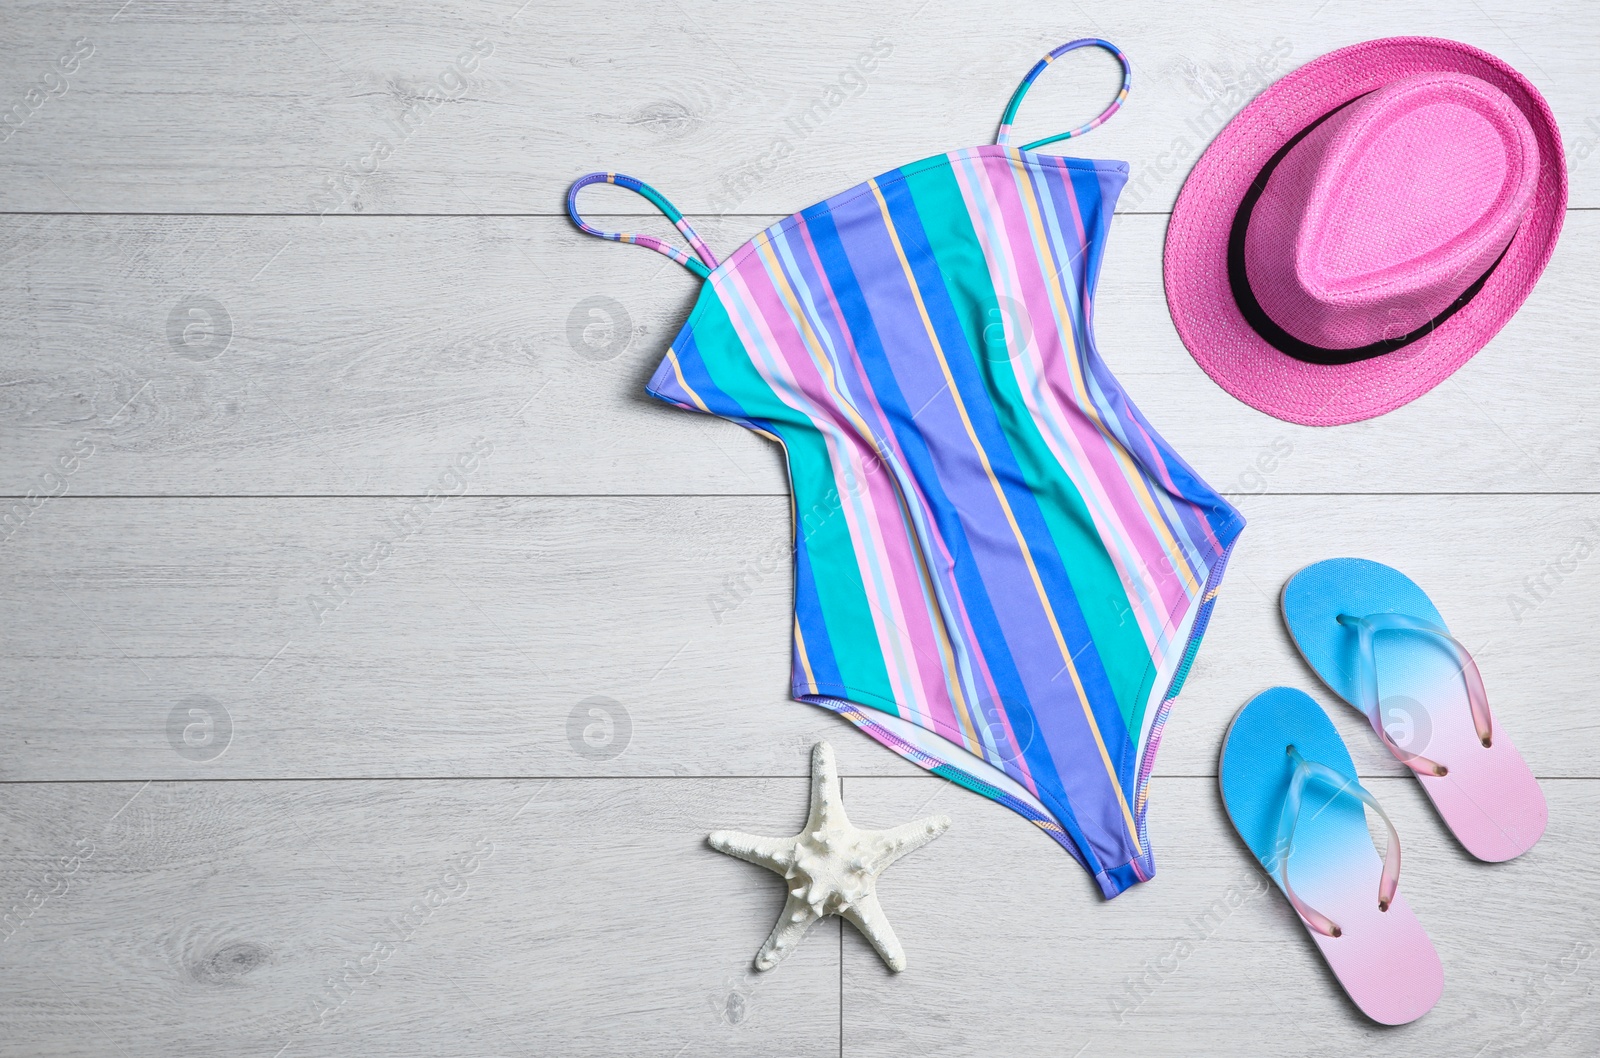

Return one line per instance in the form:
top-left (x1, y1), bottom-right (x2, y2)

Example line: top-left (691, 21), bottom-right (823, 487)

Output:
top-left (799, 691), bottom-right (1153, 895)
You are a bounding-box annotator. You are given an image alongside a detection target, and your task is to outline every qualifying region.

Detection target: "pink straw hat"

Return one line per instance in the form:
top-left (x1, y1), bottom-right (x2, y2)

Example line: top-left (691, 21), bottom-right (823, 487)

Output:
top-left (1164, 37), bottom-right (1566, 426)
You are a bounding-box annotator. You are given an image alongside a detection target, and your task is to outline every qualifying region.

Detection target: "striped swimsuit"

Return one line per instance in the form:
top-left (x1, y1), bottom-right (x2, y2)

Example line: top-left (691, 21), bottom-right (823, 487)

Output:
top-left (569, 40), bottom-right (1243, 897)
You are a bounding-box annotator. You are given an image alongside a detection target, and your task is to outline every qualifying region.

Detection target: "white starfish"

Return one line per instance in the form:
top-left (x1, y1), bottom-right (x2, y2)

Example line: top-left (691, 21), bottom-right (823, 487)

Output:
top-left (708, 740), bottom-right (951, 972)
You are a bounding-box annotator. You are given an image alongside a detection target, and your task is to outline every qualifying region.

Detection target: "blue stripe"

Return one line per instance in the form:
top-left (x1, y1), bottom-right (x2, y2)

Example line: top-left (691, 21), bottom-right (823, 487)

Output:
top-left (878, 174), bottom-right (1134, 772)
top-left (801, 199), bottom-right (1044, 765)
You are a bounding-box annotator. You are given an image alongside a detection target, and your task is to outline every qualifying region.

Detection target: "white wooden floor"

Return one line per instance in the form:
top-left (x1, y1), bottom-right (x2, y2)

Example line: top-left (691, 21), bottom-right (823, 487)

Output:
top-left (2, 2), bottom-right (1597, 1055)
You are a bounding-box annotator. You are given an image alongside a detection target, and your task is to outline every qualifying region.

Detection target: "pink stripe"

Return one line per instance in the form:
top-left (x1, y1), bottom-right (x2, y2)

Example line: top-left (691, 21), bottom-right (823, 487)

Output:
top-left (984, 154), bottom-right (1197, 621)
top-left (787, 220), bottom-right (989, 745)
top-left (726, 248), bottom-right (960, 730)
top-left (788, 219), bottom-right (1030, 764)
top-left (1039, 163), bottom-right (1219, 569)
top-left (672, 217), bottom-right (718, 270)
top-left (1028, 162), bottom-right (1225, 584)
top-left (959, 152), bottom-right (1191, 633)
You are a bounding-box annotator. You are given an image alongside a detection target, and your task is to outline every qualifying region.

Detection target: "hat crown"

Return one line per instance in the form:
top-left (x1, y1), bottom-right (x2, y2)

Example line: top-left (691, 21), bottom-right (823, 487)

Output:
top-left (1244, 72), bottom-right (1540, 350)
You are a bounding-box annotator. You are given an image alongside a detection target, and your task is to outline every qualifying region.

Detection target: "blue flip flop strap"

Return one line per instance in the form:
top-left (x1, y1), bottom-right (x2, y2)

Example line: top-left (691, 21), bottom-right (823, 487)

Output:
top-left (1336, 612), bottom-right (1496, 777)
top-left (1273, 747), bottom-right (1402, 939)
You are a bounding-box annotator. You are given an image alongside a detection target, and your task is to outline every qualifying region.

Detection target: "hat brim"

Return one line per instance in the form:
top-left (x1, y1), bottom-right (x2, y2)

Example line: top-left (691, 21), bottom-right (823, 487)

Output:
top-left (1163, 37), bottom-right (1567, 427)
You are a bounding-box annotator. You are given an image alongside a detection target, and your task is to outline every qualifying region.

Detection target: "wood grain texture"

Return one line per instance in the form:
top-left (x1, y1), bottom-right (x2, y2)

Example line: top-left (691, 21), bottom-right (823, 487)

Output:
top-left (0, 777), bottom-right (840, 1057)
top-left (0, 1), bottom-right (1596, 214)
top-left (3, 1), bottom-right (1597, 1052)
top-left (0, 211), bottom-right (1594, 496)
top-left (844, 775), bottom-right (1600, 1058)
top-left (1, 494), bottom-right (1596, 781)
top-left (0, 774), bottom-right (1592, 1056)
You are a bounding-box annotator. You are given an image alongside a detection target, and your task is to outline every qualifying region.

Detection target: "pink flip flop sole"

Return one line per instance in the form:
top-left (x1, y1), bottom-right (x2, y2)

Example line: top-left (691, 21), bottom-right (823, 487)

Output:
top-left (1282, 558), bottom-right (1546, 861)
top-left (1221, 688), bottom-right (1443, 1024)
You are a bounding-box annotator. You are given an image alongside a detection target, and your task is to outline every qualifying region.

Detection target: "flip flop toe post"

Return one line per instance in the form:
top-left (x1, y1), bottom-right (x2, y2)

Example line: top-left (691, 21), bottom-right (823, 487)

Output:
top-left (1220, 688), bottom-right (1443, 1025)
top-left (1283, 558), bottom-right (1546, 861)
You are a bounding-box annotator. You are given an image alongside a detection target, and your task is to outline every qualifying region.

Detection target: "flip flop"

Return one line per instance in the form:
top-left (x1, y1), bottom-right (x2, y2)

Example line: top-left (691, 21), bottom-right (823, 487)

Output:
top-left (1282, 558), bottom-right (1546, 861)
top-left (1220, 687), bottom-right (1443, 1025)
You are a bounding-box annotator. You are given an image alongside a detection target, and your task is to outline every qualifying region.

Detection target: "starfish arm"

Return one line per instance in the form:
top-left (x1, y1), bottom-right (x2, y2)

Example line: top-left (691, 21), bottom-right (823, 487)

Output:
top-left (707, 830), bottom-right (798, 877)
top-left (804, 740), bottom-right (845, 833)
top-left (840, 890), bottom-right (907, 972)
top-left (860, 814), bottom-right (952, 871)
top-left (753, 893), bottom-right (822, 972)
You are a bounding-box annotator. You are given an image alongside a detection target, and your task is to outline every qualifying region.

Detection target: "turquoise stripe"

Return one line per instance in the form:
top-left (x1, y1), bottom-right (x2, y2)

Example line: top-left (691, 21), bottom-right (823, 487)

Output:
top-left (590, 39), bottom-right (1245, 898)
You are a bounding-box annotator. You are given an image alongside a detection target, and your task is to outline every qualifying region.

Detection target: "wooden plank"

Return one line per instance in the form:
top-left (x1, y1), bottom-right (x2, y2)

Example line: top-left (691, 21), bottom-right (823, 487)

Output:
top-left (1, 2), bottom-right (1593, 1051)
top-left (1, 493), bottom-right (1594, 781)
top-left (0, 774), bottom-right (1590, 1055)
top-left (0, 776), bottom-right (840, 1057)
top-left (1, 211), bottom-right (1594, 496)
top-left (1169, 489), bottom-right (1600, 782)
top-left (844, 775), bottom-right (1600, 1057)
top-left (0, 2), bottom-right (1594, 214)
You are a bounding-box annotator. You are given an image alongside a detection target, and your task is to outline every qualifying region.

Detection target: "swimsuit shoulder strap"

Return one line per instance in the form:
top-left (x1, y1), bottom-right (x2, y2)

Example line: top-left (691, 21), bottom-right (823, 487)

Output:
top-left (995, 39), bottom-right (1132, 152)
top-left (566, 172), bottom-right (721, 279)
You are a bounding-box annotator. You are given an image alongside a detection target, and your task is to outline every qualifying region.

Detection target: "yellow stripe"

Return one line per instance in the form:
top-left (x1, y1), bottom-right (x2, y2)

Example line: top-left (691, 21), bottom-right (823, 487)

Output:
top-left (901, 517), bottom-right (987, 754)
top-left (867, 177), bottom-right (1142, 850)
top-left (750, 232), bottom-right (982, 751)
top-left (700, 355), bottom-right (825, 699)
top-left (1009, 163), bottom-right (1201, 597)
top-left (748, 236), bottom-right (924, 715)
top-left (795, 618), bottom-right (819, 692)
top-left (664, 348), bottom-right (712, 414)
top-left (1014, 164), bottom-right (1199, 594)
